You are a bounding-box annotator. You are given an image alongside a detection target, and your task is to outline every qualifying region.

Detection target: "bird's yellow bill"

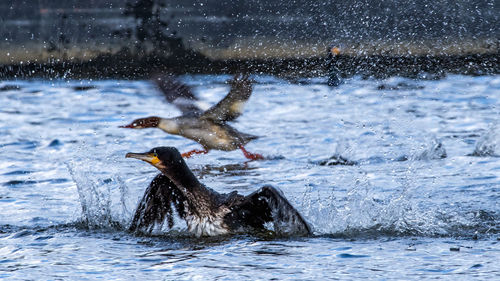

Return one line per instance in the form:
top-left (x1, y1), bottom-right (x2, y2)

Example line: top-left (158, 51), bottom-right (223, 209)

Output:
top-left (125, 152), bottom-right (160, 165)
top-left (331, 47), bottom-right (340, 55)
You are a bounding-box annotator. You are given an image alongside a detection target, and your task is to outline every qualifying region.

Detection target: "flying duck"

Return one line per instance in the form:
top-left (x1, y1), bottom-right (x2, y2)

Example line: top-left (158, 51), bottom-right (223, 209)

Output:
top-left (120, 74), bottom-right (263, 160)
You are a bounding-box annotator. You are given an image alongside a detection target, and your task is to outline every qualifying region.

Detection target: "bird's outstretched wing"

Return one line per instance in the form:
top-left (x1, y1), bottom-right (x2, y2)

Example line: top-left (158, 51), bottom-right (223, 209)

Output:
top-left (129, 174), bottom-right (187, 234)
top-left (151, 74), bottom-right (202, 115)
top-left (201, 74), bottom-right (253, 123)
top-left (228, 185), bottom-right (311, 235)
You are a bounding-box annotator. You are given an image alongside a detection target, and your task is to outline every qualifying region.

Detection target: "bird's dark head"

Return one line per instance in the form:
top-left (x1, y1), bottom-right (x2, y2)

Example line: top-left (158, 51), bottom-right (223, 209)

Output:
top-left (120, 116), bottom-right (161, 129)
top-left (126, 147), bottom-right (184, 171)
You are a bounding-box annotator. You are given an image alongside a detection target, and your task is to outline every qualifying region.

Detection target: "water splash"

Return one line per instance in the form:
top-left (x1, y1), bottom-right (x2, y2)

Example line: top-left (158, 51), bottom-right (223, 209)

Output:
top-left (470, 125), bottom-right (499, 157)
top-left (301, 170), bottom-right (498, 238)
top-left (411, 138), bottom-right (447, 161)
top-left (66, 158), bottom-right (132, 230)
top-left (316, 140), bottom-right (358, 166)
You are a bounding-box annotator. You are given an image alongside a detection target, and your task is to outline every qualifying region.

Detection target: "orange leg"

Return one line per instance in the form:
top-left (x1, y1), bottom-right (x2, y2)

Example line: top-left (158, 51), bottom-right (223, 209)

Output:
top-left (181, 149), bottom-right (208, 158)
top-left (239, 146), bottom-right (264, 160)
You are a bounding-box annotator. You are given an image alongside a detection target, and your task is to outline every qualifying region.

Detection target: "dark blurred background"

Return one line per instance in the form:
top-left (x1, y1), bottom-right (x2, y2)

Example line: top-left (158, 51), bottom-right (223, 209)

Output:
top-left (0, 0), bottom-right (498, 78)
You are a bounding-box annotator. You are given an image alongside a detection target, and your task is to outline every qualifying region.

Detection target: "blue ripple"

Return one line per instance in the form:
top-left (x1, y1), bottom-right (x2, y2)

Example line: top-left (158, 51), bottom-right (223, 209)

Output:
top-left (337, 253), bottom-right (370, 258)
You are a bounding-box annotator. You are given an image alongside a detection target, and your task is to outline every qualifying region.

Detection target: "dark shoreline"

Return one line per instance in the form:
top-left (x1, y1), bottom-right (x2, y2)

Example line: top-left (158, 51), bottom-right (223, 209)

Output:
top-left (0, 52), bottom-right (498, 80)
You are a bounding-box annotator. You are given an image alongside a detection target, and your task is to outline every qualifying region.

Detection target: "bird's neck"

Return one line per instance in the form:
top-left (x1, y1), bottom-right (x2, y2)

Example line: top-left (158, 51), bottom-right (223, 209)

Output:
top-left (161, 161), bottom-right (218, 213)
top-left (164, 161), bottom-right (201, 192)
top-left (158, 118), bottom-right (180, 134)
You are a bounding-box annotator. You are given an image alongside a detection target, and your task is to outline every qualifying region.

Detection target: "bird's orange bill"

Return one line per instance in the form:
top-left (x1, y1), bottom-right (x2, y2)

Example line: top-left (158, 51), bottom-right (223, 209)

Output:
top-left (125, 152), bottom-right (161, 165)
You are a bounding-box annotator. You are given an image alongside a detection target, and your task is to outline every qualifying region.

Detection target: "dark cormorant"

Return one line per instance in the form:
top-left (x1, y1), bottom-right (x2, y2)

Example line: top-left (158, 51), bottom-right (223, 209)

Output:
top-left (327, 46), bottom-right (343, 87)
top-left (120, 74), bottom-right (263, 160)
top-left (126, 146), bottom-right (311, 237)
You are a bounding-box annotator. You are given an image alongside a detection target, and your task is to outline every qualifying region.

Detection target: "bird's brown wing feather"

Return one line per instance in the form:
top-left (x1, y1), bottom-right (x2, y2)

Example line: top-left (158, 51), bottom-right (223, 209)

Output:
top-left (129, 174), bottom-right (187, 234)
top-left (151, 74), bottom-right (202, 115)
top-left (226, 185), bottom-right (311, 235)
top-left (201, 74), bottom-right (253, 123)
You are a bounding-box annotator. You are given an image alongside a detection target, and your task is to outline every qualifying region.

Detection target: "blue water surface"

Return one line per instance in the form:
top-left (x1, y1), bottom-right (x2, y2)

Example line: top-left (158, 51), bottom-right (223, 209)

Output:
top-left (0, 74), bottom-right (499, 279)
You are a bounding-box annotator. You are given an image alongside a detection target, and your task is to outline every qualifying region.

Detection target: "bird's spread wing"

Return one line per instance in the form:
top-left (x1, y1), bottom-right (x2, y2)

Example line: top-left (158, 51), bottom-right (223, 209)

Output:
top-left (129, 174), bottom-right (187, 234)
top-left (201, 74), bottom-right (253, 123)
top-left (229, 185), bottom-right (311, 235)
top-left (151, 74), bottom-right (203, 115)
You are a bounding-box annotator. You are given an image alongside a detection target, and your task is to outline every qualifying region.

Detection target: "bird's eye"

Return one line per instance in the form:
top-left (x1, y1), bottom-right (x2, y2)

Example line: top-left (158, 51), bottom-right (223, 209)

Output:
top-left (153, 152), bottom-right (158, 158)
